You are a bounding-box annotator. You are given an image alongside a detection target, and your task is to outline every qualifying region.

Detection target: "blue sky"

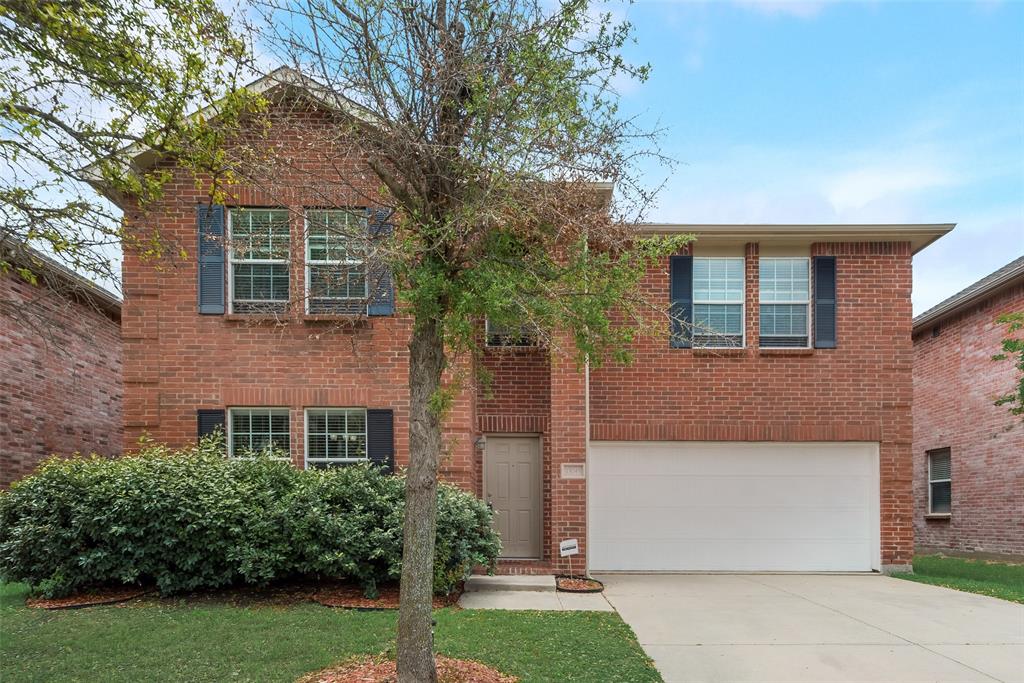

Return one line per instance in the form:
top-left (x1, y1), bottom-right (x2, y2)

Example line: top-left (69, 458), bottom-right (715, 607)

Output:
top-left (610, 0), bottom-right (1023, 313)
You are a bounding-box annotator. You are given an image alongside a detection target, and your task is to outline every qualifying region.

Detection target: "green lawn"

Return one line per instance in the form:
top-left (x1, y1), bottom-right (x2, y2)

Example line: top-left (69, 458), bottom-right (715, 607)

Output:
top-left (0, 584), bottom-right (660, 682)
top-left (894, 555), bottom-right (1024, 604)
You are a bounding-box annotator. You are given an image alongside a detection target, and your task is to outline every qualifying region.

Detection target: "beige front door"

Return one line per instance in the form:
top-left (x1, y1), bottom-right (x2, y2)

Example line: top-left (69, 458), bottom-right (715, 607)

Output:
top-left (484, 436), bottom-right (542, 559)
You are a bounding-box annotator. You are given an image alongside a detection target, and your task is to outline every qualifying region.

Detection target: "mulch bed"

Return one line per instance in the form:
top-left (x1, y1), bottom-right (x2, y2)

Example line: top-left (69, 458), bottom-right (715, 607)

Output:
top-left (25, 587), bottom-right (151, 610)
top-left (297, 655), bottom-right (518, 683)
top-left (555, 576), bottom-right (604, 593)
top-left (313, 583), bottom-right (462, 610)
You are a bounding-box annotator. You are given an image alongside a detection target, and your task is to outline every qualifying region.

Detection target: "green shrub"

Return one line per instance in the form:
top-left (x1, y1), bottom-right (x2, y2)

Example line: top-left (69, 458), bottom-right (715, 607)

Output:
top-left (0, 437), bottom-right (500, 598)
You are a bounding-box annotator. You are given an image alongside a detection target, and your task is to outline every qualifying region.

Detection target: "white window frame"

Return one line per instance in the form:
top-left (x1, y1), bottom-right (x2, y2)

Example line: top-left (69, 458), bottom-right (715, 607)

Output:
top-left (226, 407), bottom-right (291, 460)
top-left (303, 407), bottom-right (369, 468)
top-left (759, 256), bottom-right (812, 349)
top-left (692, 256), bottom-right (746, 349)
top-left (227, 208), bottom-right (291, 314)
top-left (303, 209), bottom-right (368, 314)
top-left (927, 448), bottom-right (952, 515)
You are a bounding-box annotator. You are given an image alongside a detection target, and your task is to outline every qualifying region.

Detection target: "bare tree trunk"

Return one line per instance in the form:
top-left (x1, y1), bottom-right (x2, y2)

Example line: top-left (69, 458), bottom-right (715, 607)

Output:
top-left (397, 315), bottom-right (446, 683)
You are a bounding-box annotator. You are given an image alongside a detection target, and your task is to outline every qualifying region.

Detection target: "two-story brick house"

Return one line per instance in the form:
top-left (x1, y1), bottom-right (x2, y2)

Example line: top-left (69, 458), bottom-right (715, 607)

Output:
top-left (912, 256), bottom-right (1024, 559)
top-left (107, 70), bottom-right (952, 575)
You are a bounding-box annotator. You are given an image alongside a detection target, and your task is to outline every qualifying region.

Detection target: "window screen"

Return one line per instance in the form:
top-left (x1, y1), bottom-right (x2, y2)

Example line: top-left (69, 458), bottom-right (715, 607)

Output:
top-left (760, 258), bottom-right (810, 347)
top-left (229, 208), bottom-right (291, 314)
top-left (306, 210), bottom-right (368, 314)
top-left (229, 408), bottom-right (290, 458)
top-left (692, 257), bottom-right (744, 348)
top-left (927, 448), bottom-right (952, 514)
top-left (305, 408), bottom-right (368, 468)
top-left (485, 319), bottom-right (539, 347)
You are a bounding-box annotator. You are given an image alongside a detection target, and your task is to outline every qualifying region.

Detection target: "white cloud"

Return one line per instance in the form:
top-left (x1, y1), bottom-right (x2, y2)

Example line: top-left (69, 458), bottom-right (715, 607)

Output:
top-left (822, 164), bottom-right (957, 214)
top-left (730, 0), bottom-right (830, 19)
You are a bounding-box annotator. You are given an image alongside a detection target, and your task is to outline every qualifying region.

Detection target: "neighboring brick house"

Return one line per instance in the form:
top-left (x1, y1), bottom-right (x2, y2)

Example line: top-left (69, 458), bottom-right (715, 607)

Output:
top-left (0, 245), bottom-right (123, 487)
top-left (912, 256), bottom-right (1024, 558)
top-left (103, 69), bottom-right (954, 574)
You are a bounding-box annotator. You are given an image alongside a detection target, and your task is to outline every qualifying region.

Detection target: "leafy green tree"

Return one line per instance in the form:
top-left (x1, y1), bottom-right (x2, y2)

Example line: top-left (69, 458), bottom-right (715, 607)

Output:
top-left (238, 1), bottom-right (688, 679)
top-left (0, 0), bottom-right (254, 312)
top-left (993, 312), bottom-right (1024, 417)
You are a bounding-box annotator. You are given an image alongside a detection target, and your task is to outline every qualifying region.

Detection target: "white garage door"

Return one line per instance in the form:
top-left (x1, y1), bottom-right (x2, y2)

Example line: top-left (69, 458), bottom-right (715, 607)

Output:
top-left (588, 442), bottom-right (879, 572)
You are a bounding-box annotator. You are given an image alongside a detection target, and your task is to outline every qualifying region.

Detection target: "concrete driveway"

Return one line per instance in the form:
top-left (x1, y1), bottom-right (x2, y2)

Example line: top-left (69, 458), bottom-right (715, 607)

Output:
top-left (596, 574), bottom-right (1024, 683)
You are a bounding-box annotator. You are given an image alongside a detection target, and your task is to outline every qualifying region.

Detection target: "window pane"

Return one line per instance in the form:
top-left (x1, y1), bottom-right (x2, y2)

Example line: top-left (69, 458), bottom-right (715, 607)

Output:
top-left (694, 258), bottom-right (744, 303)
top-left (929, 450), bottom-right (951, 480)
top-left (231, 209), bottom-right (290, 260)
top-left (233, 263), bottom-right (288, 303)
top-left (695, 303), bottom-right (742, 335)
top-left (760, 258), bottom-right (809, 303)
top-left (305, 409), bottom-right (368, 463)
top-left (307, 210), bottom-right (366, 263)
top-left (229, 408), bottom-right (290, 457)
top-left (930, 481), bottom-right (951, 513)
top-left (310, 264), bottom-right (367, 299)
top-left (760, 304), bottom-right (808, 336)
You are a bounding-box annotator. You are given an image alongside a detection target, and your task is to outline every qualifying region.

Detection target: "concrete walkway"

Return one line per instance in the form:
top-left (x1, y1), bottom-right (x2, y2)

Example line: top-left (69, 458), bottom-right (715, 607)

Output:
top-left (597, 574), bottom-right (1024, 683)
top-left (458, 574), bottom-right (614, 611)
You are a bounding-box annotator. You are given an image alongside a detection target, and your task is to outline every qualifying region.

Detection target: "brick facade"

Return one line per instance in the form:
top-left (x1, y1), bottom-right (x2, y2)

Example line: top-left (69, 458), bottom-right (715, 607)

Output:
top-left (113, 95), bottom-right (930, 573)
top-left (1, 271), bottom-right (123, 487)
top-left (912, 278), bottom-right (1024, 557)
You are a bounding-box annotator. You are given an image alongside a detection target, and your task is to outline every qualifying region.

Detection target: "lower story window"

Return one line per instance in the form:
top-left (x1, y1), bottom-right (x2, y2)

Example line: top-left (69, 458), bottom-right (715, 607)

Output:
top-left (927, 448), bottom-right (952, 514)
top-left (229, 408), bottom-right (290, 458)
top-left (305, 408), bottom-right (368, 468)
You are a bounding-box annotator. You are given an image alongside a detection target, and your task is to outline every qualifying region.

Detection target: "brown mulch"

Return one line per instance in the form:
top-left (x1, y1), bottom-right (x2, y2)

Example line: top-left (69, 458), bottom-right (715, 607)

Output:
top-left (555, 576), bottom-right (604, 593)
top-left (167, 582), bottom-right (317, 607)
top-left (25, 587), bottom-right (151, 610)
top-left (313, 583), bottom-right (462, 610)
top-left (297, 655), bottom-right (518, 683)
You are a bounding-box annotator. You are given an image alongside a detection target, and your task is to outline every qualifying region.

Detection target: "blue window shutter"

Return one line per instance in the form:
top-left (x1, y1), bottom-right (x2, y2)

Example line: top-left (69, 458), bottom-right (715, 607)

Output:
top-left (366, 409), bottom-right (394, 472)
top-left (366, 208), bottom-right (395, 316)
top-left (197, 204), bottom-right (225, 314)
top-left (669, 255), bottom-right (693, 348)
top-left (197, 409), bottom-right (225, 438)
top-left (813, 256), bottom-right (837, 348)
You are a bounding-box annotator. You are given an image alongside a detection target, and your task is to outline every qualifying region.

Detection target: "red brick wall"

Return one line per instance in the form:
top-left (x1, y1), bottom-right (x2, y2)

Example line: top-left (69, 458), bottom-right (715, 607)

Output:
top-left (589, 241), bottom-right (916, 567)
top-left (120, 103), bottom-right (476, 489)
top-left (1, 274), bottom-right (123, 486)
top-left (912, 280), bottom-right (1024, 557)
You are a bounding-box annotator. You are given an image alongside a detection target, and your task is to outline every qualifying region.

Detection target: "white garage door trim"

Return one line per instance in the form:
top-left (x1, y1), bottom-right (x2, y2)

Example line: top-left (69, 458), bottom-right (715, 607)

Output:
top-left (587, 441), bottom-right (880, 573)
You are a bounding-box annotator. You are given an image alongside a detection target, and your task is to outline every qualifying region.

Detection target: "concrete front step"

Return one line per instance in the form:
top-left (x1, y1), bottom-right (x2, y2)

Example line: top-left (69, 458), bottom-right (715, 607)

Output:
top-left (464, 574), bottom-right (555, 593)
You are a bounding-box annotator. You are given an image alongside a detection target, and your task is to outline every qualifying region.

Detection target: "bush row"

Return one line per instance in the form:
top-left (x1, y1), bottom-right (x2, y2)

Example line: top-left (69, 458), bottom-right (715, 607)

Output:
top-left (0, 438), bottom-right (500, 598)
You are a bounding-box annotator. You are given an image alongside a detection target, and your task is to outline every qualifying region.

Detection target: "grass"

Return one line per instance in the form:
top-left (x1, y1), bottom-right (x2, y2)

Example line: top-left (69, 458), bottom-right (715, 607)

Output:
top-left (893, 554), bottom-right (1024, 604)
top-left (0, 583), bottom-right (661, 683)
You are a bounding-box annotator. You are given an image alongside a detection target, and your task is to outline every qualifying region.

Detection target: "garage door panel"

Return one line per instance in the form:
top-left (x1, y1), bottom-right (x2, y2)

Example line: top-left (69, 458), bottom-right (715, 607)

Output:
top-left (589, 538), bottom-right (874, 573)
top-left (588, 442), bottom-right (878, 572)
top-left (592, 473), bottom-right (871, 508)
top-left (590, 505), bottom-right (871, 542)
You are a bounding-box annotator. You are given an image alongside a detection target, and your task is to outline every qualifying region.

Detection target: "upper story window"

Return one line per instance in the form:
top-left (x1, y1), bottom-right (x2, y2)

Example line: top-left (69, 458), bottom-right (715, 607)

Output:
top-left (228, 407), bottom-right (290, 458)
top-left (228, 208), bottom-right (291, 314)
top-left (305, 408), bottom-right (367, 468)
top-left (485, 319), bottom-right (539, 347)
top-left (927, 448), bottom-right (952, 515)
top-left (759, 257), bottom-right (810, 348)
top-left (693, 257), bottom-right (744, 348)
top-left (306, 209), bottom-right (368, 314)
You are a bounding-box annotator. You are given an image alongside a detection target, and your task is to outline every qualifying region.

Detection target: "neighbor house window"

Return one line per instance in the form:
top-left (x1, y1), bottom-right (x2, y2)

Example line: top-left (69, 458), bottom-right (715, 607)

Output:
top-left (693, 257), bottom-right (745, 347)
top-left (305, 209), bottom-right (367, 314)
top-left (759, 257), bottom-right (810, 348)
top-left (485, 319), bottom-right (539, 347)
top-left (228, 408), bottom-right (290, 458)
top-left (305, 408), bottom-right (368, 468)
top-left (228, 208), bottom-right (291, 313)
top-left (927, 448), bottom-right (952, 514)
